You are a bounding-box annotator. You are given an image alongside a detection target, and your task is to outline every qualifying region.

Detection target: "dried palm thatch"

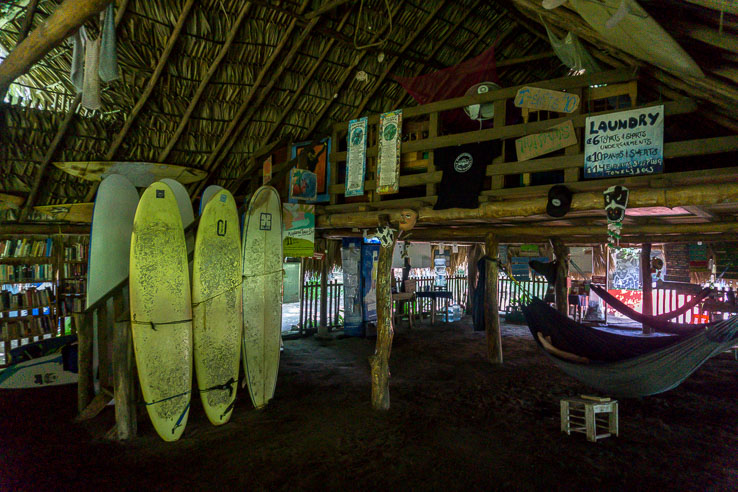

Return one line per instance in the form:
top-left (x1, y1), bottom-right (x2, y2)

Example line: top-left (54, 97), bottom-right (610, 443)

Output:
top-left (0, 0), bottom-right (734, 218)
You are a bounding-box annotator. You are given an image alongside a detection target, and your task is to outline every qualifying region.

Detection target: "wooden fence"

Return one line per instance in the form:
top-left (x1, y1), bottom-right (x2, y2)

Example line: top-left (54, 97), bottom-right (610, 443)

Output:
top-left (299, 280), bottom-right (343, 335)
top-left (497, 277), bottom-right (550, 312)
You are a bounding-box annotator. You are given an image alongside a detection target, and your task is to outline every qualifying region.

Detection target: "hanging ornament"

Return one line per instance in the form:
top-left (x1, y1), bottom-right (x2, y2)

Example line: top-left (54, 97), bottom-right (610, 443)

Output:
top-left (604, 185), bottom-right (629, 248)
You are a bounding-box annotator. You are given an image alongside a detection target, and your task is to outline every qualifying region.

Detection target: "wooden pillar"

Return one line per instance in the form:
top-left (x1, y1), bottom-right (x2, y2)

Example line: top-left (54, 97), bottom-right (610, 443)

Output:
top-left (112, 290), bottom-right (136, 439)
top-left (368, 231), bottom-right (397, 410)
top-left (551, 237), bottom-right (569, 315)
top-left (641, 243), bottom-right (653, 335)
top-left (77, 309), bottom-right (94, 413)
top-left (484, 234), bottom-right (502, 363)
top-left (317, 251), bottom-right (329, 338)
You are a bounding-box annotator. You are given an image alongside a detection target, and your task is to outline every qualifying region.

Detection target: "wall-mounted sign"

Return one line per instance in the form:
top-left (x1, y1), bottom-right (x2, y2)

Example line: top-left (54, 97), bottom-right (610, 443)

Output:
top-left (584, 105), bottom-right (664, 178)
top-left (376, 109), bottom-right (402, 195)
top-left (514, 86), bottom-right (580, 113)
top-left (346, 116), bottom-right (368, 197)
top-left (262, 155), bottom-right (272, 185)
top-left (515, 119), bottom-right (577, 161)
top-left (282, 203), bottom-right (314, 257)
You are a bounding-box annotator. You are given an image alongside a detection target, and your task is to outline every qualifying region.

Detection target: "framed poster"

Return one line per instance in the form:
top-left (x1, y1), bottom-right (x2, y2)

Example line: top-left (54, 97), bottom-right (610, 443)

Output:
top-left (282, 203), bottom-right (314, 257)
top-left (346, 116), bottom-right (368, 197)
top-left (290, 137), bottom-right (331, 202)
top-left (262, 155), bottom-right (272, 185)
top-left (288, 168), bottom-right (317, 201)
top-left (376, 109), bottom-right (402, 195)
top-left (584, 105), bottom-right (664, 178)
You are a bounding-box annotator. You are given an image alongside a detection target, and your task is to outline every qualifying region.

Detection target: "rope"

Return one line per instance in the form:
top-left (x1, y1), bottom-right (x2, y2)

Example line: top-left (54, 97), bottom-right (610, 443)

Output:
top-left (242, 268), bottom-right (284, 280)
top-left (144, 389), bottom-right (191, 406)
top-left (490, 257), bottom-right (534, 303)
top-left (199, 377), bottom-right (236, 397)
top-left (131, 318), bottom-right (192, 331)
top-left (191, 280), bottom-right (242, 308)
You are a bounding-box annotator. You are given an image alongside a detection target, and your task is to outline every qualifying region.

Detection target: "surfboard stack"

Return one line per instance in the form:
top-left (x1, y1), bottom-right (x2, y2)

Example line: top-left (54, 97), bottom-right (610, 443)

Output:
top-left (122, 182), bottom-right (283, 441)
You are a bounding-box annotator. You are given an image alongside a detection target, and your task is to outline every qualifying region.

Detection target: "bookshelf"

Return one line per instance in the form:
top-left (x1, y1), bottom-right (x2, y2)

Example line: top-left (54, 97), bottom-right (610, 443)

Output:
top-left (0, 235), bottom-right (89, 366)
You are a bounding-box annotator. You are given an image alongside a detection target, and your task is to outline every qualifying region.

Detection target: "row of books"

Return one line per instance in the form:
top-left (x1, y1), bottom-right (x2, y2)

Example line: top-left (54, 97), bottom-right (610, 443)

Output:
top-left (60, 297), bottom-right (84, 317)
top-left (62, 263), bottom-right (87, 278)
top-left (0, 264), bottom-right (53, 283)
top-left (0, 238), bottom-right (53, 258)
top-left (60, 281), bottom-right (86, 295)
top-left (0, 288), bottom-right (55, 311)
top-left (1, 315), bottom-right (56, 341)
top-left (64, 241), bottom-right (89, 261)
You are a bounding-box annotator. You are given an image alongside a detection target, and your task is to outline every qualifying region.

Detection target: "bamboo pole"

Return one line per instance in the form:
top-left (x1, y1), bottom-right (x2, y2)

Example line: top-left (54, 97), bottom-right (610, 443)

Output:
top-left (484, 234), bottom-right (502, 363)
top-left (317, 183), bottom-right (738, 229)
top-left (369, 230), bottom-right (397, 410)
top-left (551, 238), bottom-right (569, 315)
top-left (641, 243), bottom-right (653, 335)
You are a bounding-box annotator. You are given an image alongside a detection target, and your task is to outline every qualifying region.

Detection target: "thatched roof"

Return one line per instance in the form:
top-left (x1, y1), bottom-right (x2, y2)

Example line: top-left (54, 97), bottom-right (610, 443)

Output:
top-left (0, 0), bottom-right (736, 216)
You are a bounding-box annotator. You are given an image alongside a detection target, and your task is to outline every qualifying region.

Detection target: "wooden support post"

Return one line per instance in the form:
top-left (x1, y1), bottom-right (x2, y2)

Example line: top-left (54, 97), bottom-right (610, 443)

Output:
top-left (368, 229), bottom-right (397, 410)
top-left (112, 291), bottom-right (136, 440)
top-left (77, 309), bottom-right (94, 413)
top-left (641, 243), bottom-right (653, 335)
top-left (484, 234), bottom-right (502, 363)
top-left (551, 237), bottom-right (569, 315)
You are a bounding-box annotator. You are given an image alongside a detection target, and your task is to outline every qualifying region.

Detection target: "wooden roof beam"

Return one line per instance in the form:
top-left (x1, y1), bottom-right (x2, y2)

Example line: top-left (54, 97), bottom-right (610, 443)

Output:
top-left (226, 9), bottom-right (353, 195)
top-left (189, 0), bottom-right (313, 200)
top-left (158, 1), bottom-right (253, 163)
top-left (351, 1), bottom-right (449, 119)
top-left (297, 1), bottom-right (406, 141)
top-left (20, 1), bottom-right (131, 220)
top-left (0, 0), bottom-right (110, 91)
top-left (304, 0), bottom-right (353, 20)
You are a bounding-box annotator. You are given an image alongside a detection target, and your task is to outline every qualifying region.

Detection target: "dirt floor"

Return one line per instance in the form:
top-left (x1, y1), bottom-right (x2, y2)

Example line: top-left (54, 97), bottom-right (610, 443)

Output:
top-left (1, 316), bottom-right (737, 491)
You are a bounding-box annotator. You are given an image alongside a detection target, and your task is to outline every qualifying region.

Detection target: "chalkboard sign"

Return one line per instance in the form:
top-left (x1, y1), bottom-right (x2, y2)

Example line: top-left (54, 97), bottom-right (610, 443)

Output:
top-left (584, 105), bottom-right (664, 178)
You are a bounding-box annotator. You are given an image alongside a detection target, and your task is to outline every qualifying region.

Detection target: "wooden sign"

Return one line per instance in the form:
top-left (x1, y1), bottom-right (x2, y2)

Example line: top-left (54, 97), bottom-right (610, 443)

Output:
top-left (515, 120), bottom-right (577, 162)
top-left (262, 155), bottom-right (272, 185)
top-left (514, 86), bottom-right (580, 113)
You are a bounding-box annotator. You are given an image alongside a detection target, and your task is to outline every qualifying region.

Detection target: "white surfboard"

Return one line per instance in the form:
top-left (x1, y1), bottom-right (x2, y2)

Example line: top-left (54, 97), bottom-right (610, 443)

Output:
top-left (570, 0), bottom-right (704, 78)
top-left (193, 189), bottom-right (242, 425)
top-left (0, 353), bottom-right (78, 389)
top-left (242, 186), bottom-right (283, 409)
top-left (130, 181), bottom-right (193, 441)
top-left (199, 185), bottom-right (224, 216)
top-left (87, 175), bottom-right (139, 391)
top-left (160, 179), bottom-right (195, 275)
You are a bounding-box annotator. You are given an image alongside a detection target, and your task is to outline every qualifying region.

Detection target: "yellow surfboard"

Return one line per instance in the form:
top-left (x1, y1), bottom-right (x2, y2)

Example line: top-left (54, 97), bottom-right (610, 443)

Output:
top-left (242, 186), bottom-right (283, 409)
top-left (129, 181), bottom-right (193, 441)
top-left (34, 202), bottom-right (94, 222)
top-left (0, 193), bottom-right (24, 210)
top-left (193, 189), bottom-right (242, 425)
top-left (53, 161), bottom-right (207, 187)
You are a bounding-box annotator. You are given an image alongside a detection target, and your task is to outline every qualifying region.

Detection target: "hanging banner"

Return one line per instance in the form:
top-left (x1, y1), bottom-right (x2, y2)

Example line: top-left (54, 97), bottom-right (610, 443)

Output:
top-left (345, 116), bottom-right (368, 197)
top-left (376, 110), bottom-right (402, 195)
top-left (514, 86), bottom-right (580, 113)
top-left (262, 155), bottom-right (272, 185)
top-left (282, 203), bottom-right (314, 257)
top-left (584, 105), bottom-right (664, 178)
top-left (515, 119), bottom-right (577, 161)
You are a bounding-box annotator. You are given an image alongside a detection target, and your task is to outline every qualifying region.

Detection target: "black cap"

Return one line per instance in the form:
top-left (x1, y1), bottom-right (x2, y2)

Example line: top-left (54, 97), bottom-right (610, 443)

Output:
top-left (546, 185), bottom-right (572, 218)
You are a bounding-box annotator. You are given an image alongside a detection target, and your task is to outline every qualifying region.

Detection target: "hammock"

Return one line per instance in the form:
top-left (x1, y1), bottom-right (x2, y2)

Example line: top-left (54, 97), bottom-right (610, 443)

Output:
top-left (522, 300), bottom-right (738, 397)
top-left (590, 284), bottom-right (712, 335)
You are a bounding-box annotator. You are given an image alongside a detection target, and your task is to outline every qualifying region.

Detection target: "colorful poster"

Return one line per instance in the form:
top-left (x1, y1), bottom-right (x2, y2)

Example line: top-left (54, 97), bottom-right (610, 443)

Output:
top-left (584, 105), bottom-right (664, 178)
top-left (514, 86), bottom-right (580, 113)
top-left (291, 138), bottom-right (331, 202)
top-left (341, 238), bottom-right (363, 336)
top-left (288, 168), bottom-right (317, 201)
top-left (282, 203), bottom-right (314, 257)
top-left (262, 155), bottom-right (272, 185)
top-left (376, 110), bottom-right (402, 195)
top-left (515, 119), bottom-right (577, 161)
top-left (346, 116), bottom-right (368, 197)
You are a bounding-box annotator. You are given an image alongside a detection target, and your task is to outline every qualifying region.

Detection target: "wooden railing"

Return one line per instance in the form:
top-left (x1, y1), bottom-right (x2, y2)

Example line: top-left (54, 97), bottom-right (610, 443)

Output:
top-left (497, 277), bottom-right (550, 313)
top-left (299, 279), bottom-right (343, 334)
top-left (323, 68), bottom-right (738, 214)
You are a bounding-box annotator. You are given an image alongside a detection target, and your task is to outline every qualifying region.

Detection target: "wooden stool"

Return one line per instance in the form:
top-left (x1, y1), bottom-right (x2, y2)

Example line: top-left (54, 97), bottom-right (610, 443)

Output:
top-left (560, 396), bottom-right (618, 442)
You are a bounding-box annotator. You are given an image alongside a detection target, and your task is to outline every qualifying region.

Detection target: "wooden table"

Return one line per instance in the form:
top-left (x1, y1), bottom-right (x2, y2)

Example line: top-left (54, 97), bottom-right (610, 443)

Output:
top-left (415, 290), bottom-right (453, 326)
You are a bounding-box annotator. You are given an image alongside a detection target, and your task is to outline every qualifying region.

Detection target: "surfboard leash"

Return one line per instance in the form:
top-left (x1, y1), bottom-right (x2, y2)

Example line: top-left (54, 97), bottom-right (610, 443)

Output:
top-left (144, 389), bottom-right (192, 407)
top-left (131, 318), bottom-right (192, 331)
top-left (242, 268), bottom-right (285, 280)
top-left (191, 280), bottom-right (242, 308)
top-left (199, 377), bottom-right (236, 397)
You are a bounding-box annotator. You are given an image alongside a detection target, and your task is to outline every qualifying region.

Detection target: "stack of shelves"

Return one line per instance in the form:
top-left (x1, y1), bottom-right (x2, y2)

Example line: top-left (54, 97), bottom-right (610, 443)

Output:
top-left (59, 236), bottom-right (89, 336)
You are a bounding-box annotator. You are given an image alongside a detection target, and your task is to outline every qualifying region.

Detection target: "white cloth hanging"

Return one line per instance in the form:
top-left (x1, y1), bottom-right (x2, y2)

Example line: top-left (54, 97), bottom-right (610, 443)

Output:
top-left (82, 36), bottom-right (102, 110)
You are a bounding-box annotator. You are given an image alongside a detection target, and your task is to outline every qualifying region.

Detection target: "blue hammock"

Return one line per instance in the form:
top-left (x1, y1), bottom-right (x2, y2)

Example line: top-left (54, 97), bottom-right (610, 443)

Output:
top-left (522, 299), bottom-right (738, 397)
